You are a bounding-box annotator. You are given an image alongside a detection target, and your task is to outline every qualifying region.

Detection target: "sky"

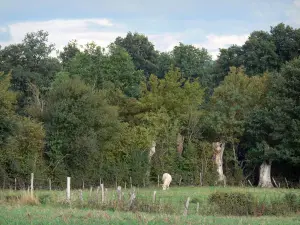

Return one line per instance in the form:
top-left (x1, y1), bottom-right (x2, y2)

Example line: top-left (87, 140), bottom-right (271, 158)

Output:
top-left (0, 0), bottom-right (300, 59)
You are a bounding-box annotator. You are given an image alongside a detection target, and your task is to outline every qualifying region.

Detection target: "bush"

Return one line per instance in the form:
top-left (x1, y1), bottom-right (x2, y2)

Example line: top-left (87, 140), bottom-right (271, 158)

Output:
top-left (284, 193), bottom-right (300, 212)
top-left (19, 193), bottom-right (40, 205)
top-left (208, 191), bottom-right (255, 215)
top-left (38, 194), bottom-right (53, 204)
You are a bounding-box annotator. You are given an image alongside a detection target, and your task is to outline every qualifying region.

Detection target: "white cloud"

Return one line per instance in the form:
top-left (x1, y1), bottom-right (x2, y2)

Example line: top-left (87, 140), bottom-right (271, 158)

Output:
top-left (285, 0), bottom-right (300, 26)
top-left (0, 18), bottom-right (122, 53)
top-left (294, 0), bottom-right (300, 7)
top-left (148, 33), bottom-right (183, 52)
top-left (0, 18), bottom-right (250, 60)
top-left (0, 27), bottom-right (7, 33)
top-left (194, 34), bottom-right (249, 59)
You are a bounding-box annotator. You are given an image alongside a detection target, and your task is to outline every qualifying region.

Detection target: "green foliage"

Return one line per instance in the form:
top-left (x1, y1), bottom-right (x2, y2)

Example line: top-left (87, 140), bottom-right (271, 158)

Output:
top-left (209, 191), bottom-right (255, 215)
top-left (246, 57), bottom-right (300, 166)
top-left (207, 67), bottom-right (268, 142)
top-left (271, 23), bottom-right (300, 63)
top-left (0, 72), bottom-right (45, 183)
top-left (242, 31), bottom-right (279, 75)
top-left (44, 75), bottom-right (123, 185)
top-left (59, 40), bottom-right (80, 69)
top-left (115, 32), bottom-right (159, 76)
top-left (172, 43), bottom-right (213, 86)
top-left (215, 45), bottom-right (244, 83)
top-left (2, 23), bottom-right (300, 187)
top-left (68, 43), bottom-right (143, 97)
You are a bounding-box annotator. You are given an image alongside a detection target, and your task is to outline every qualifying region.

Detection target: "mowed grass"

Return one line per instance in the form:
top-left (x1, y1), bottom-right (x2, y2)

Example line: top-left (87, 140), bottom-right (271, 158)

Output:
top-left (0, 205), bottom-right (300, 225)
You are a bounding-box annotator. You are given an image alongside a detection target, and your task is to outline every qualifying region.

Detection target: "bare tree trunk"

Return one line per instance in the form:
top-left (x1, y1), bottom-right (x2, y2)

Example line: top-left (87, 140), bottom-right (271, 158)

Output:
top-left (258, 161), bottom-right (273, 188)
top-left (213, 141), bottom-right (226, 183)
top-left (177, 133), bottom-right (184, 156)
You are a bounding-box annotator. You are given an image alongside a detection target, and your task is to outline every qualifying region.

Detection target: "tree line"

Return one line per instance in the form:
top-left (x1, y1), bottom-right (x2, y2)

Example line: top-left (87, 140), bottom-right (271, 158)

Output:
top-left (0, 23), bottom-right (300, 188)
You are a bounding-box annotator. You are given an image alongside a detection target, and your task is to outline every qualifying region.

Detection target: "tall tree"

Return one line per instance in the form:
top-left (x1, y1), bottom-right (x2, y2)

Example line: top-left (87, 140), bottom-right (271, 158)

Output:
top-left (246, 57), bottom-right (300, 187)
top-left (242, 31), bottom-right (279, 75)
top-left (0, 72), bottom-right (45, 184)
top-left (206, 67), bottom-right (269, 184)
top-left (172, 43), bottom-right (213, 80)
top-left (59, 40), bottom-right (80, 69)
top-left (137, 67), bottom-right (205, 182)
top-left (115, 32), bottom-right (159, 76)
top-left (270, 23), bottom-right (300, 63)
top-left (156, 52), bottom-right (175, 78)
top-left (68, 43), bottom-right (143, 97)
top-left (215, 45), bottom-right (244, 84)
top-left (0, 30), bottom-right (61, 114)
top-left (44, 75), bottom-right (123, 185)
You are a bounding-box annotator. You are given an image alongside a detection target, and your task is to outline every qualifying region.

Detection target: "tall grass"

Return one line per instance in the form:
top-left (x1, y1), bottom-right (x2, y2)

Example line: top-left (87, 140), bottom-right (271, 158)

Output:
top-left (1, 186), bottom-right (300, 216)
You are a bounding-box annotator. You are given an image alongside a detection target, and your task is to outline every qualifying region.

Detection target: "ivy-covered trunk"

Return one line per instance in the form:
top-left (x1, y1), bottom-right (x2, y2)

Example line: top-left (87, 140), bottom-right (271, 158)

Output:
top-left (258, 160), bottom-right (273, 188)
top-left (213, 141), bottom-right (226, 184)
top-left (177, 133), bottom-right (184, 156)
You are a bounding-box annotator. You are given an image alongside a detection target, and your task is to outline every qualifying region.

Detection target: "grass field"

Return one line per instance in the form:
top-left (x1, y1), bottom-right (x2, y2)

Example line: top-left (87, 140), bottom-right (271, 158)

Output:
top-left (1, 186), bottom-right (300, 224)
top-left (1, 205), bottom-right (300, 225)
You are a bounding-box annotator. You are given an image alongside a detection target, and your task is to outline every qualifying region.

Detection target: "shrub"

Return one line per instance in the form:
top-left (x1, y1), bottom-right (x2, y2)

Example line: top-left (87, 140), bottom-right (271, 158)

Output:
top-left (284, 193), bottom-right (300, 212)
top-left (19, 193), bottom-right (40, 205)
top-left (208, 191), bottom-right (255, 215)
top-left (38, 194), bottom-right (53, 204)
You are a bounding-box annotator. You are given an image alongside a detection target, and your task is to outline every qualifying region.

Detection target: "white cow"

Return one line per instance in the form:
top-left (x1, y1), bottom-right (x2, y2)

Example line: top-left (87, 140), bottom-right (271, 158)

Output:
top-left (162, 173), bottom-right (172, 190)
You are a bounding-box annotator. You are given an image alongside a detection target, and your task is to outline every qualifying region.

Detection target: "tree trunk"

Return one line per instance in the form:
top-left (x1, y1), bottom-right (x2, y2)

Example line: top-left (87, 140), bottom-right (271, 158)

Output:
top-left (177, 133), bottom-right (184, 156)
top-left (258, 160), bottom-right (273, 188)
top-left (145, 141), bottom-right (156, 184)
top-left (213, 141), bottom-right (226, 183)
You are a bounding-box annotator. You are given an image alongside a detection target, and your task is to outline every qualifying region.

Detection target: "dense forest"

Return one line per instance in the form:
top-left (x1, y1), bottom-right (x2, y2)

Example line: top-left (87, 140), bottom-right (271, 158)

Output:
top-left (1, 22), bottom-right (300, 189)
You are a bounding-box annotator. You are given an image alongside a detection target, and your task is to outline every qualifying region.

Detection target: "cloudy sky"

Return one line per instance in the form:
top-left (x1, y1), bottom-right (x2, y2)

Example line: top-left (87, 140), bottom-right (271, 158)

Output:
top-left (0, 0), bottom-right (299, 59)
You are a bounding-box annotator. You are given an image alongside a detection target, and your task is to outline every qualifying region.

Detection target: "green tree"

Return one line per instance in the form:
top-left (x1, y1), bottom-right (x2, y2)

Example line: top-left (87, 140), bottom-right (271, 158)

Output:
top-left (44, 74), bottom-right (123, 185)
top-left (59, 40), bottom-right (80, 69)
top-left (171, 43), bottom-right (214, 93)
top-left (206, 67), bottom-right (269, 183)
top-left (242, 31), bottom-right (279, 75)
top-left (0, 30), bottom-right (61, 114)
top-left (115, 32), bottom-right (159, 76)
top-left (68, 43), bottom-right (143, 97)
top-left (215, 45), bottom-right (244, 84)
top-left (157, 52), bottom-right (175, 78)
top-left (0, 72), bottom-right (45, 185)
top-left (137, 67), bottom-right (205, 183)
top-left (246, 58), bottom-right (300, 187)
top-left (270, 23), bottom-right (300, 63)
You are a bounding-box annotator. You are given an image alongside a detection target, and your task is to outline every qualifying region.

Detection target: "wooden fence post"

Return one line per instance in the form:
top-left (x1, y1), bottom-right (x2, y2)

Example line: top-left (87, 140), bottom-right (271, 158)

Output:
top-left (200, 172), bottom-right (203, 186)
top-left (117, 186), bottom-right (122, 201)
top-left (130, 177), bottom-right (132, 189)
top-left (129, 190), bottom-right (136, 209)
top-left (153, 191), bottom-right (156, 204)
top-left (79, 189), bottom-right (83, 203)
top-left (105, 188), bottom-right (108, 203)
top-left (66, 177), bottom-right (71, 202)
top-left (101, 183), bottom-right (105, 203)
top-left (30, 173), bottom-right (34, 197)
top-left (157, 175), bottom-right (160, 187)
top-left (183, 197), bottom-right (190, 216)
top-left (49, 178), bottom-right (52, 191)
